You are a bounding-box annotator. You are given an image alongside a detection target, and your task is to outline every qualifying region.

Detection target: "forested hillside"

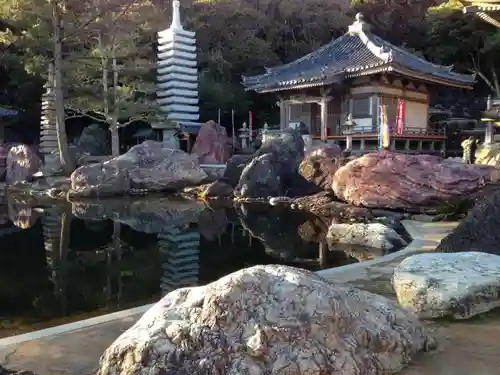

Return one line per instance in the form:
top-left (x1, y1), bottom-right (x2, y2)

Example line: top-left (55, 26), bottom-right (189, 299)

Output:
top-left (1, 0), bottom-right (500, 134)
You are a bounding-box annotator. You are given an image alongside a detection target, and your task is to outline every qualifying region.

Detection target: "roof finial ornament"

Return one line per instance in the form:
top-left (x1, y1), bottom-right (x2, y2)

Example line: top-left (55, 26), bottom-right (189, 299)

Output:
top-left (171, 0), bottom-right (183, 30)
top-left (348, 12), bottom-right (371, 35)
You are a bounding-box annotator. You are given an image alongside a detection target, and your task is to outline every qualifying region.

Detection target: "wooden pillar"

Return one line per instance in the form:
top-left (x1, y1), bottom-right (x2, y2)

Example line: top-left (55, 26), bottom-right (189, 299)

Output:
top-left (486, 95), bottom-right (494, 145)
top-left (346, 135), bottom-right (353, 150)
top-left (278, 98), bottom-right (287, 130)
top-left (286, 102), bottom-right (292, 124)
top-left (320, 97), bottom-right (328, 141)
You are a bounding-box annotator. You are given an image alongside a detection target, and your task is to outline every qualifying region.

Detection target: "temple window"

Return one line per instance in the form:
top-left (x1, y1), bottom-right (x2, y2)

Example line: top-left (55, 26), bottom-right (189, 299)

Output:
top-left (351, 97), bottom-right (371, 118)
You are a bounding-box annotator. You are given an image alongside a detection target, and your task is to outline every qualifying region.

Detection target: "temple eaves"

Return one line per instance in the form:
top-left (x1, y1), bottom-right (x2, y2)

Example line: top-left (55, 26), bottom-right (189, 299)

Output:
top-left (241, 13), bottom-right (476, 93)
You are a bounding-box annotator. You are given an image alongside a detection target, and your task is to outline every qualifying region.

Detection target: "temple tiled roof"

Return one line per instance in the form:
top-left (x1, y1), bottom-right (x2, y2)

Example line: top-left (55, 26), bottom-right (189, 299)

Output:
top-left (463, 1), bottom-right (500, 28)
top-left (242, 13), bottom-right (476, 93)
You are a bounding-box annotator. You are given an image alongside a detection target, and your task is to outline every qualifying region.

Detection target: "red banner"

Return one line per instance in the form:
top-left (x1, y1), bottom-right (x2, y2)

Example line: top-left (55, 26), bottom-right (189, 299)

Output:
top-left (395, 99), bottom-right (405, 136)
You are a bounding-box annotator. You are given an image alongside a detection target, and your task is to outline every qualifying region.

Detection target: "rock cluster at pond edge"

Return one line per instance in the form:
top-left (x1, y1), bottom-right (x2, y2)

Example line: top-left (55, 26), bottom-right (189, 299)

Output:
top-left (235, 128), bottom-right (311, 198)
top-left (97, 265), bottom-right (434, 375)
top-left (332, 152), bottom-right (495, 213)
top-left (393, 252), bottom-right (500, 320)
top-left (68, 141), bottom-right (207, 198)
top-left (203, 138), bottom-right (497, 214)
top-left (327, 222), bottom-right (407, 251)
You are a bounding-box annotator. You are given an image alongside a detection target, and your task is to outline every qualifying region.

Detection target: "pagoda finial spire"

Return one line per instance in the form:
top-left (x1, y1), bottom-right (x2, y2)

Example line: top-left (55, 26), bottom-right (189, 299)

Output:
top-left (171, 0), bottom-right (183, 30)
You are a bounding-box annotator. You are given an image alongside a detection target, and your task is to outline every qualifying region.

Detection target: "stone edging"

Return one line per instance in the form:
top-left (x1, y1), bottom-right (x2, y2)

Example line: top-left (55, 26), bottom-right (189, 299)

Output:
top-left (0, 304), bottom-right (155, 348)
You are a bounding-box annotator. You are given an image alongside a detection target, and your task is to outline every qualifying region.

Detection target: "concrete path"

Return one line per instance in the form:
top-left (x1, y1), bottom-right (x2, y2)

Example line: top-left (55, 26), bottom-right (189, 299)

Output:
top-left (7, 220), bottom-right (497, 375)
top-left (0, 315), bottom-right (139, 375)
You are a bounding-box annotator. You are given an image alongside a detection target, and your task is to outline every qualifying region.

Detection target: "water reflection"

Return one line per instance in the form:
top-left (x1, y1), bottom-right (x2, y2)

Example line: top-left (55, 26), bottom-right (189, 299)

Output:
top-left (0, 196), bottom-right (367, 337)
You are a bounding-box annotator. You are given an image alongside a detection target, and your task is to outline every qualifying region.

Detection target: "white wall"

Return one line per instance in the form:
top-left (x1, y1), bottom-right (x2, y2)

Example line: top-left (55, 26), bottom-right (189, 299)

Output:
top-left (405, 101), bottom-right (428, 130)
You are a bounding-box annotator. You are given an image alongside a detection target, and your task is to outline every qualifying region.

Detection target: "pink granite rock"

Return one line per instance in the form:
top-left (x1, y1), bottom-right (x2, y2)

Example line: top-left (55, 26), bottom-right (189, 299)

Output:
top-left (97, 265), bottom-right (434, 375)
top-left (191, 120), bottom-right (232, 164)
top-left (332, 152), bottom-right (495, 213)
top-left (5, 144), bottom-right (42, 185)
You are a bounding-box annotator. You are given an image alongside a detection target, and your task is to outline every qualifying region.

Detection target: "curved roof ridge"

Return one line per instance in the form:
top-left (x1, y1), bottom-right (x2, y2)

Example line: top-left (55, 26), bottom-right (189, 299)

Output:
top-left (371, 34), bottom-right (461, 74)
top-left (356, 29), bottom-right (392, 63)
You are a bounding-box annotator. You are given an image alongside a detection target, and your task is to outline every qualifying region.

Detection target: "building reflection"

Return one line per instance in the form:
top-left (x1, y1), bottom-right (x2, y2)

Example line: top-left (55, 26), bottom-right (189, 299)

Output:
top-left (158, 222), bottom-right (200, 296)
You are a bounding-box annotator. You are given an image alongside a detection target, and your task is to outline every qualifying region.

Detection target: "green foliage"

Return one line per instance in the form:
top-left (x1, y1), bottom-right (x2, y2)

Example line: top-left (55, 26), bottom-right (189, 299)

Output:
top-left (2, 0), bottom-right (500, 132)
top-left (423, 1), bottom-right (500, 95)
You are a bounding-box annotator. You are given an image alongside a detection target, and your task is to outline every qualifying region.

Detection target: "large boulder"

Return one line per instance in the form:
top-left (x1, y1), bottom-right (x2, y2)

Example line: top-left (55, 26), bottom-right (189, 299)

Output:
top-left (332, 152), bottom-right (495, 213)
top-left (299, 152), bottom-right (350, 190)
top-left (307, 143), bottom-right (342, 158)
top-left (71, 123), bottom-right (111, 159)
top-left (393, 252), bottom-right (500, 319)
top-left (191, 120), bottom-right (232, 164)
top-left (327, 222), bottom-right (407, 251)
top-left (97, 265), bottom-right (434, 375)
top-left (434, 186), bottom-right (500, 254)
top-left (235, 128), bottom-right (304, 198)
top-left (5, 144), bottom-right (42, 185)
top-left (222, 154), bottom-right (252, 187)
top-left (202, 180), bottom-right (233, 198)
top-left (69, 141), bottom-right (207, 198)
top-left (255, 127), bottom-right (305, 179)
top-left (236, 153), bottom-right (283, 198)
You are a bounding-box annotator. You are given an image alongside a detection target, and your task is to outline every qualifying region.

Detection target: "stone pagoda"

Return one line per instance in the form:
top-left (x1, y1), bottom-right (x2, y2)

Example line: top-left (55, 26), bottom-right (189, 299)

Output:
top-left (158, 224), bottom-right (200, 295)
top-left (40, 64), bottom-right (58, 158)
top-left (156, 0), bottom-right (200, 143)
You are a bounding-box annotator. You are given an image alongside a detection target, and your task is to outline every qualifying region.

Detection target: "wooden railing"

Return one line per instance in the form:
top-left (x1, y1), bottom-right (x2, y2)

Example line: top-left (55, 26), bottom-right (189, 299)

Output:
top-left (340, 126), bottom-right (445, 136)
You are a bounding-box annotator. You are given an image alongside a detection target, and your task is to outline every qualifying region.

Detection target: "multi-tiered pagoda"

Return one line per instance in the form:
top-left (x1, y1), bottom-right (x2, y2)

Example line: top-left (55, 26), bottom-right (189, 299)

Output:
top-left (158, 224), bottom-right (200, 295)
top-left (156, 0), bottom-right (200, 140)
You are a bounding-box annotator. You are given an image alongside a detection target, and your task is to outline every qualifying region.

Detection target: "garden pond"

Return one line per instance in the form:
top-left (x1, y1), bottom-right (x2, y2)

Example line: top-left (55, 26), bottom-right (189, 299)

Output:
top-left (0, 196), bottom-right (405, 338)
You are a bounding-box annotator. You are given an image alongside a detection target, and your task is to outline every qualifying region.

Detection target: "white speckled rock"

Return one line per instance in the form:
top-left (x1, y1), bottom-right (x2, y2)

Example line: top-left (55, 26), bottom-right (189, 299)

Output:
top-left (393, 252), bottom-right (500, 320)
top-left (327, 222), bottom-right (407, 251)
top-left (97, 265), bottom-right (434, 375)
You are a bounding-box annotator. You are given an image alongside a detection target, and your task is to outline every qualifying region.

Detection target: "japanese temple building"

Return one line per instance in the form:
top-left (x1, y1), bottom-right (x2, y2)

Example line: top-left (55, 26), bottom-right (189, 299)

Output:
top-left (463, 1), bottom-right (500, 144)
top-left (242, 13), bottom-right (476, 153)
top-left (463, 1), bottom-right (500, 27)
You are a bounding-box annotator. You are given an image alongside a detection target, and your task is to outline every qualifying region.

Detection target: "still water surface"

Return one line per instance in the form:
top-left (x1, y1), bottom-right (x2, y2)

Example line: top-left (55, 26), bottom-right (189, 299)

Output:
top-left (0, 197), bottom-right (375, 338)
